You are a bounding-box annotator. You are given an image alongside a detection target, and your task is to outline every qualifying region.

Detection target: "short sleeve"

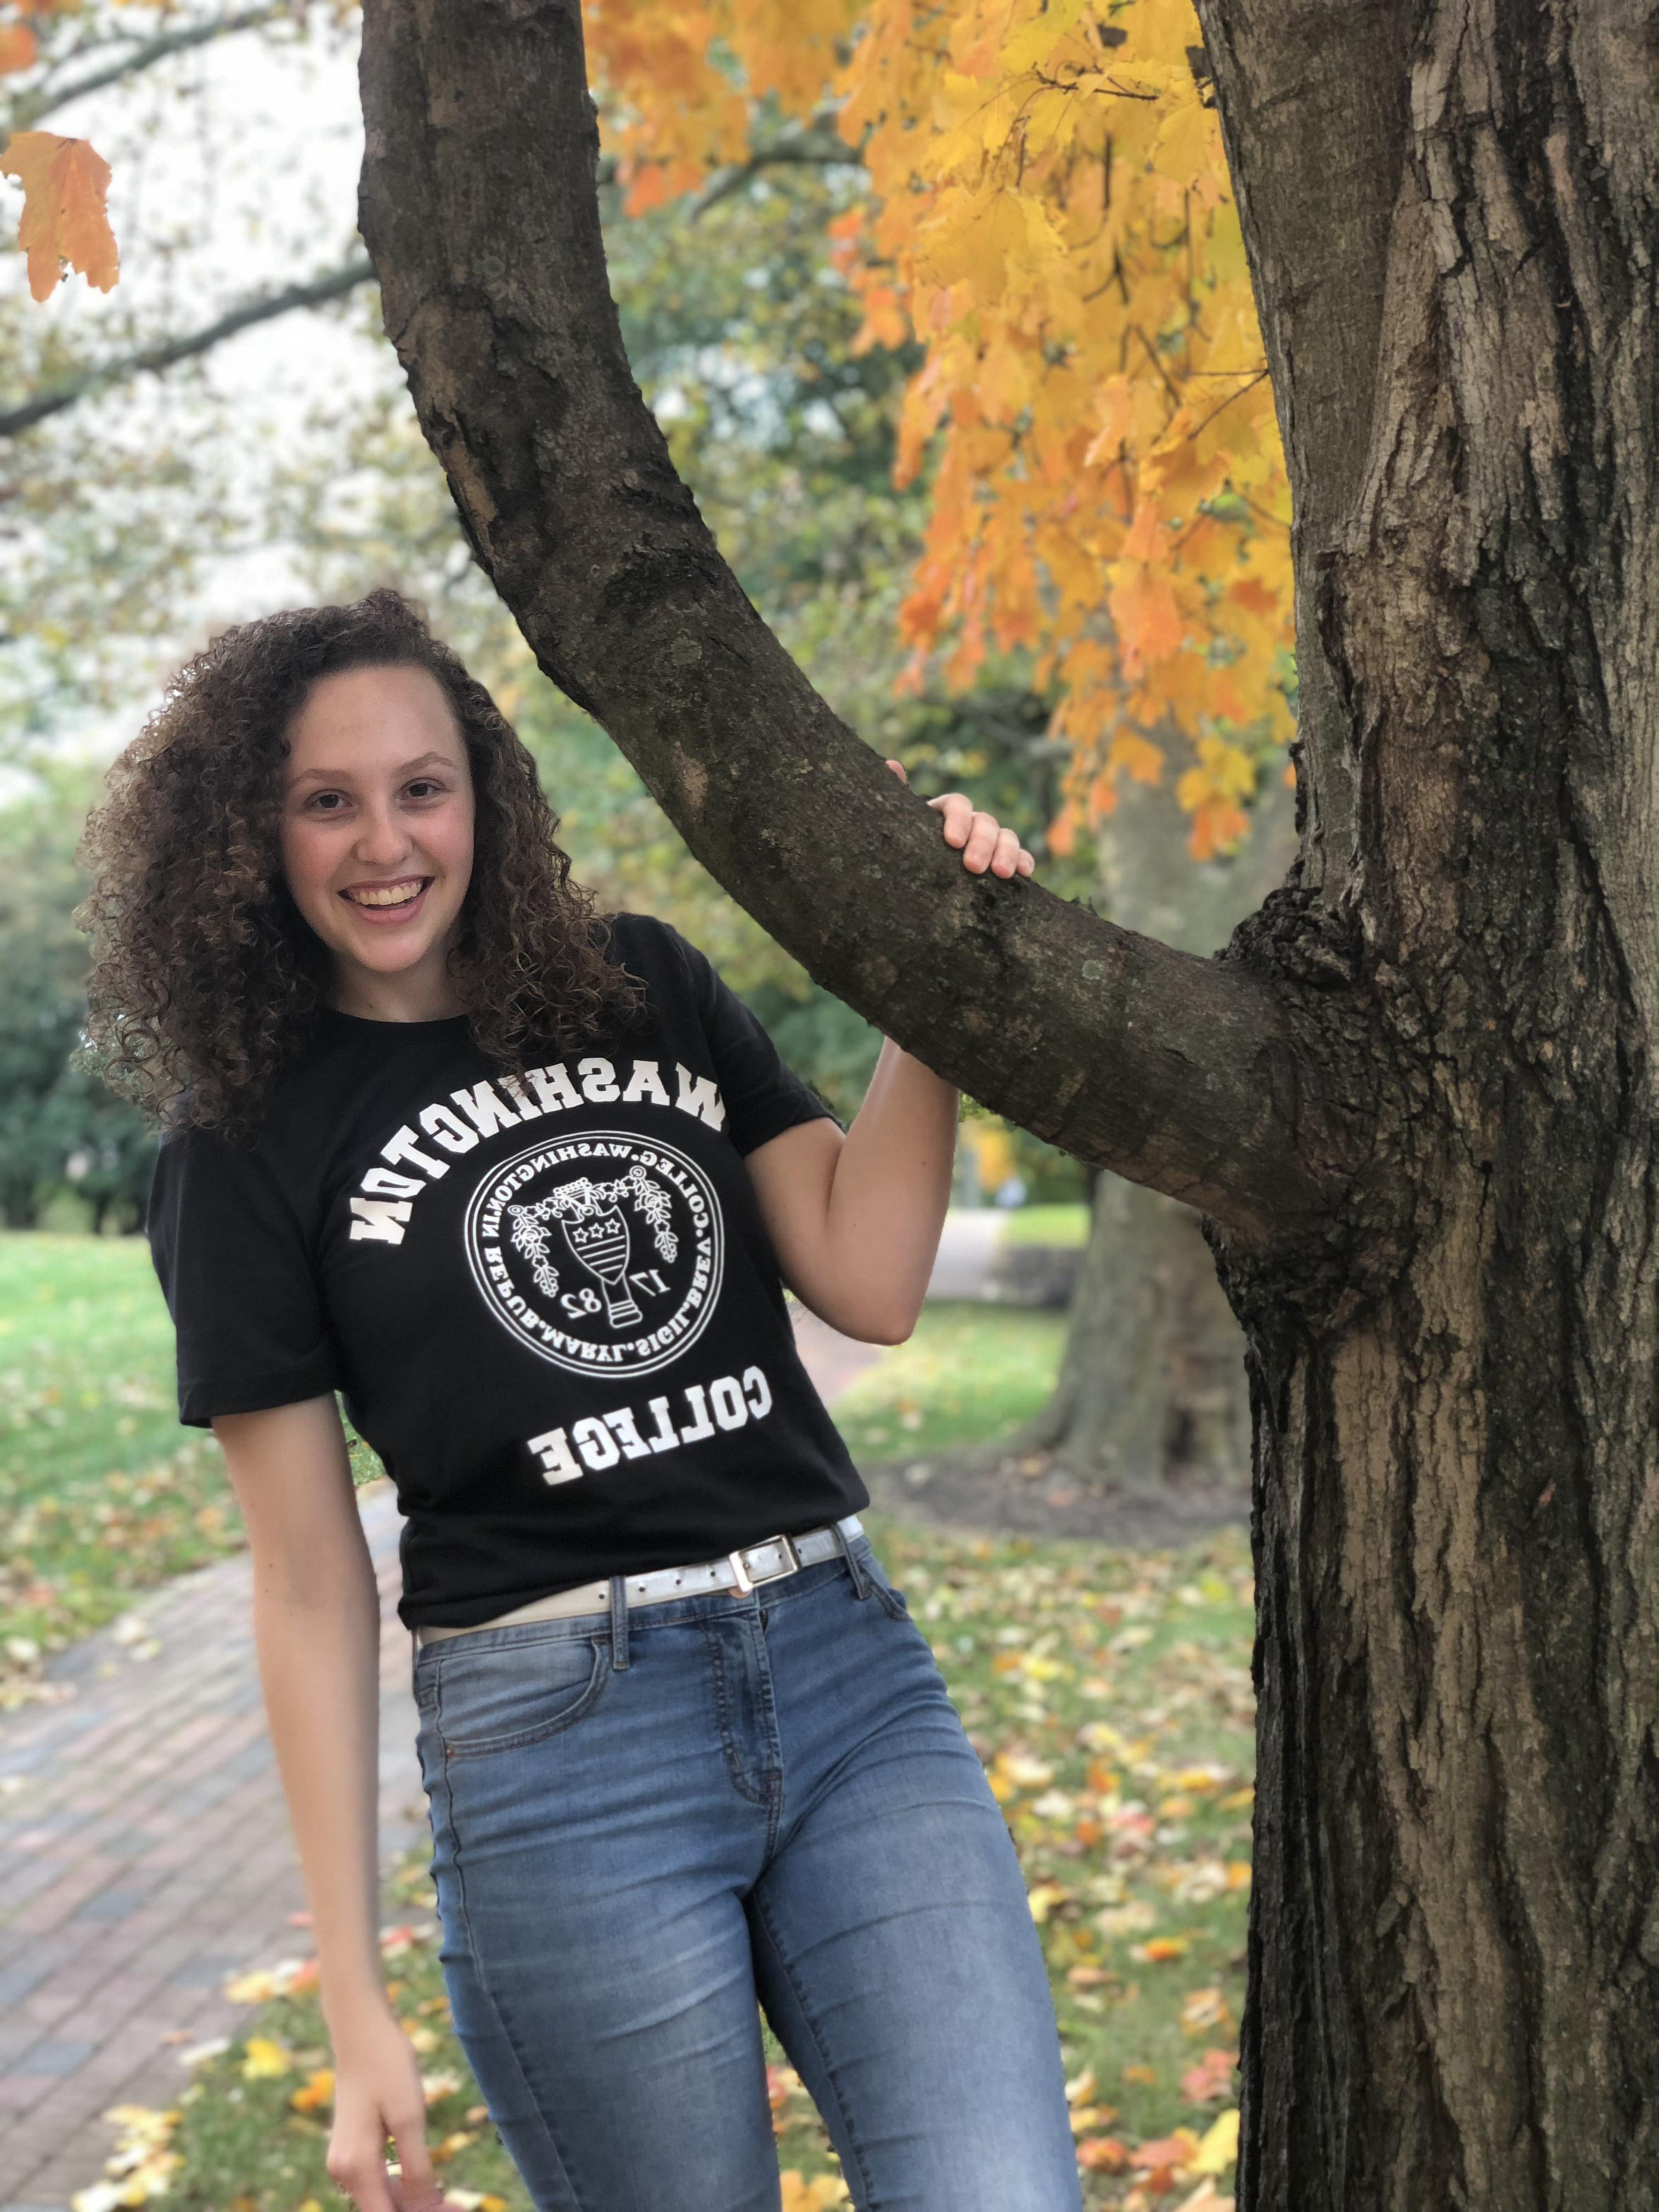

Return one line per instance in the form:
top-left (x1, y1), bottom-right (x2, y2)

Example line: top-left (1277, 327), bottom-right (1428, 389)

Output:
top-left (665, 927), bottom-right (842, 1156)
top-left (146, 1125), bottom-right (341, 1427)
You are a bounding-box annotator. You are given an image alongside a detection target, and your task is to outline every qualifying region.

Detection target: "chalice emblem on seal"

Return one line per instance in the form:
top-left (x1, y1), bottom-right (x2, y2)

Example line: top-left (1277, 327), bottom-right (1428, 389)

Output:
top-left (560, 1206), bottom-right (642, 1328)
top-left (466, 1131), bottom-right (724, 1378)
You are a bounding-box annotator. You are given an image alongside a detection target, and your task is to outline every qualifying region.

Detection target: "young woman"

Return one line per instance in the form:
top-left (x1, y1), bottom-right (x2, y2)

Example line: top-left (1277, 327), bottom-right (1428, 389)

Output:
top-left (81, 589), bottom-right (1084, 2212)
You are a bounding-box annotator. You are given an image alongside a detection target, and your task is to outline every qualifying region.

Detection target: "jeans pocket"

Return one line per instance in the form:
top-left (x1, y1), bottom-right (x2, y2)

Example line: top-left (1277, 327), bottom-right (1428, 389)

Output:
top-left (435, 1633), bottom-right (612, 1760)
top-left (854, 1539), bottom-right (911, 1623)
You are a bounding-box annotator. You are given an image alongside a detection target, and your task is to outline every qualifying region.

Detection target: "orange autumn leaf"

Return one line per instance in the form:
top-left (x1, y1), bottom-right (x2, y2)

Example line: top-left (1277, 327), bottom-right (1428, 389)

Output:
top-left (0, 25), bottom-right (36, 71)
top-left (1181, 2047), bottom-right (1237, 2103)
top-left (1137, 1934), bottom-right (1192, 1963)
top-left (1135, 2128), bottom-right (1201, 2174)
top-left (1076, 2135), bottom-right (1130, 2171)
top-left (1, 129), bottom-right (119, 300)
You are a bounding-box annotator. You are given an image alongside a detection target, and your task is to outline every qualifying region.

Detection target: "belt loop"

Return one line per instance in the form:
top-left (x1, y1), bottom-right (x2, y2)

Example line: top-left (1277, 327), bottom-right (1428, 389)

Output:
top-left (833, 1518), bottom-right (873, 1601)
top-left (610, 1574), bottom-right (631, 1671)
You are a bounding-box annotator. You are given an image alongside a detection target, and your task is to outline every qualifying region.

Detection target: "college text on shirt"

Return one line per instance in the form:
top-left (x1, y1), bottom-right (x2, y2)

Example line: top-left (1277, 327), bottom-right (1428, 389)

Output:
top-left (524, 1364), bottom-right (775, 1486)
top-left (346, 1056), bottom-right (723, 1246)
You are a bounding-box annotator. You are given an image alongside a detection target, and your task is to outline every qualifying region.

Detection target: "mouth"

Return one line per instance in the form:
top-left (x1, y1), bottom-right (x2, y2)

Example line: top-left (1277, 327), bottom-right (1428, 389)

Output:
top-left (340, 876), bottom-right (433, 919)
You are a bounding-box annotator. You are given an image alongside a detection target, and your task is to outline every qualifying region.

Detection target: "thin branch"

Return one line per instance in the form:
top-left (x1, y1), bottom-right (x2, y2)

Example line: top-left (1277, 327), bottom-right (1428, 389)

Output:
top-left (10, 4), bottom-right (295, 131)
top-left (0, 257), bottom-right (374, 438)
top-left (688, 127), bottom-right (864, 221)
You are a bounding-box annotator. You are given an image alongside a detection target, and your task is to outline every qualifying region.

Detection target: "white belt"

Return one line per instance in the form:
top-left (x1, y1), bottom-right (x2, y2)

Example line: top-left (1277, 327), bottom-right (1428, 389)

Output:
top-left (413, 1515), bottom-right (865, 1646)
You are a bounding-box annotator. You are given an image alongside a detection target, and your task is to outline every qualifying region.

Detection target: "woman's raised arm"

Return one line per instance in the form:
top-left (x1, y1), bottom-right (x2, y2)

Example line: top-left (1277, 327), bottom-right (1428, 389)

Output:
top-left (746, 769), bottom-right (1034, 1345)
top-left (212, 1396), bottom-right (448, 2212)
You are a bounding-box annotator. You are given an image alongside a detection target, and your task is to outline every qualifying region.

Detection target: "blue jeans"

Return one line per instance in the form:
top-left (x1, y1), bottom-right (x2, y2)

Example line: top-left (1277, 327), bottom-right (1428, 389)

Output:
top-left (411, 1536), bottom-right (1082, 2211)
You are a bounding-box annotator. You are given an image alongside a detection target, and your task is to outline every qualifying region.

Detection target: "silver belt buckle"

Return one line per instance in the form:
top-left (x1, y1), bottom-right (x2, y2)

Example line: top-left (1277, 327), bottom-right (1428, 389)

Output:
top-left (727, 1533), bottom-right (800, 1595)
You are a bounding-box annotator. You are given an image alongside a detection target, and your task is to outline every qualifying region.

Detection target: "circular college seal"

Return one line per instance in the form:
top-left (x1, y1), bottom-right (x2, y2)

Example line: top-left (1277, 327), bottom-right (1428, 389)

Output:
top-left (464, 1130), bottom-right (724, 1378)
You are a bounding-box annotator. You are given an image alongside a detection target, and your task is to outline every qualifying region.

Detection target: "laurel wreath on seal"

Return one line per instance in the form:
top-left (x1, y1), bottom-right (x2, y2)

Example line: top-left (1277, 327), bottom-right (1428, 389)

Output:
top-left (506, 1164), bottom-right (679, 1302)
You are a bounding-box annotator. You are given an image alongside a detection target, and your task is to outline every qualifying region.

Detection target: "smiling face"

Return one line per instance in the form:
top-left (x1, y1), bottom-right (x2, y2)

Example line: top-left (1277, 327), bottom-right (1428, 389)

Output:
top-left (279, 662), bottom-right (476, 1021)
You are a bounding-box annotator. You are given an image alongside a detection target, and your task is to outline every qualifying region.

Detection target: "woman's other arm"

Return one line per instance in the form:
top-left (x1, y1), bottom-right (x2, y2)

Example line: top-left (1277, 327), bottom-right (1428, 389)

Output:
top-left (747, 1047), bottom-right (958, 1345)
top-left (212, 1396), bottom-right (447, 2212)
top-left (747, 771), bottom-right (1034, 1346)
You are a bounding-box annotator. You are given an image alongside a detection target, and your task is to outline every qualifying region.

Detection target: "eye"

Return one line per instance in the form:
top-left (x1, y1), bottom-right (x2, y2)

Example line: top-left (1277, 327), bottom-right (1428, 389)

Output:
top-left (305, 790), bottom-right (348, 813)
top-left (406, 777), bottom-right (445, 799)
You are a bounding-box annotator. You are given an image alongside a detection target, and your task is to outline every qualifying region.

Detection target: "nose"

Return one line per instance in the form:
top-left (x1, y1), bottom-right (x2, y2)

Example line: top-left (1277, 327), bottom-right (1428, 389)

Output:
top-left (351, 795), bottom-right (413, 869)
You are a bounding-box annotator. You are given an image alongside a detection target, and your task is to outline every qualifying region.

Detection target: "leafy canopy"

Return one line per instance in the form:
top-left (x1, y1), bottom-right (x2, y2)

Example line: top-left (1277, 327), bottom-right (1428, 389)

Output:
top-left (584, 0), bottom-right (1295, 857)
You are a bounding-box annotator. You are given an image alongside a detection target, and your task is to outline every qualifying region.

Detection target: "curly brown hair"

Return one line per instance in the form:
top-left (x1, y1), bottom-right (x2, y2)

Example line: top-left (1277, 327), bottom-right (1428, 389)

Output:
top-left (77, 588), bottom-right (643, 1138)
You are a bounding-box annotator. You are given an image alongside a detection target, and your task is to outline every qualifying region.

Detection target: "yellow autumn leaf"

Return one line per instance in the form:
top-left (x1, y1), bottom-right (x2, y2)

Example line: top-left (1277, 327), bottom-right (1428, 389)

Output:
top-left (1188, 2106), bottom-right (1242, 2176)
top-left (780, 2174), bottom-right (850, 2210)
top-left (240, 2036), bottom-right (293, 2080)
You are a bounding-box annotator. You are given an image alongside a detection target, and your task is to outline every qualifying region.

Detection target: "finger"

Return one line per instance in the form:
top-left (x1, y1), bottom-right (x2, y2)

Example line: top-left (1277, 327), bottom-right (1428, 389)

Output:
top-left (989, 825), bottom-right (1025, 878)
top-left (385, 2106), bottom-right (447, 2211)
top-left (927, 792), bottom-right (973, 847)
top-left (1016, 845), bottom-right (1036, 875)
top-left (328, 2148), bottom-right (396, 2212)
top-left (884, 757), bottom-right (909, 786)
top-left (961, 810), bottom-right (1001, 873)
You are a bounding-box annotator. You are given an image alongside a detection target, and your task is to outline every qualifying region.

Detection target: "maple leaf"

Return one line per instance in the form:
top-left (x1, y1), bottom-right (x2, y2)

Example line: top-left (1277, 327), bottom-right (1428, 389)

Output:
top-left (1180, 2047), bottom-right (1237, 2103)
top-left (0, 131), bottom-right (119, 301)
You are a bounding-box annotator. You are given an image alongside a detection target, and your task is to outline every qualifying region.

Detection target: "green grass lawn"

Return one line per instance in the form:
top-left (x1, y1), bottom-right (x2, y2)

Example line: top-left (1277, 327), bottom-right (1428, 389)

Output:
top-left (0, 1232), bottom-right (247, 1693)
top-left (127, 1516), bottom-right (1250, 2211)
top-left (830, 1301), bottom-right (1066, 1462)
top-left (998, 1201), bottom-right (1092, 1247)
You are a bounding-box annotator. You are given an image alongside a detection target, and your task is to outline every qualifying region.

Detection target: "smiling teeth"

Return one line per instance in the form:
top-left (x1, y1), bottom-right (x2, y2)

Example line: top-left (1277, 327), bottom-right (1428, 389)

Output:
top-left (347, 881), bottom-right (425, 907)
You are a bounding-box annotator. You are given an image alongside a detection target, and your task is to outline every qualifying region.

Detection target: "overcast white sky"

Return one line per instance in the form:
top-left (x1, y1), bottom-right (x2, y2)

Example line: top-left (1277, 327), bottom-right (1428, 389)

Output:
top-left (9, 11), bottom-right (399, 755)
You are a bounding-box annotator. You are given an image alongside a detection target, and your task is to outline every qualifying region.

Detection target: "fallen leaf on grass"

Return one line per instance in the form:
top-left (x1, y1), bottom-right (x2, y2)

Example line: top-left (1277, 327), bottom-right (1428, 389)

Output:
top-left (1187, 2108), bottom-right (1240, 2176)
top-left (779, 2175), bottom-right (849, 2209)
top-left (1179, 1987), bottom-right (1232, 2035)
top-left (1076, 2135), bottom-right (1130, 2171)
top-left (1133, 2129), bottom-right (1200, 2175)
top-left (290, 2067), bottom-right (334, 2112)
top-left (1181, 2048), bottom-right (1237, 2103)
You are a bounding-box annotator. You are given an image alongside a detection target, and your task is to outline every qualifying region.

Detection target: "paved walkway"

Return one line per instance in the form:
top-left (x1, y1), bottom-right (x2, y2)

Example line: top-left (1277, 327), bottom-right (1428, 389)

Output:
top-left (927, 1209), bottom-right (1007, 1300)
top-left (0, 1310), bottom-right (881, 2212)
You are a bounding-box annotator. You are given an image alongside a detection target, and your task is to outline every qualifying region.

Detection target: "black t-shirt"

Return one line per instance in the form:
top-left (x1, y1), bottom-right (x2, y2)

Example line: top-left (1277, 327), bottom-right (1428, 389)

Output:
top-left (145, 914), bottom-right (870, 1628)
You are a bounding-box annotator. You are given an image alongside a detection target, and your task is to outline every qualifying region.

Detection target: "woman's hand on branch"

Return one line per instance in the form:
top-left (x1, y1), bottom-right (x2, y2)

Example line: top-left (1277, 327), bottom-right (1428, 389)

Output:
top-left (885, 757), bottom-right (1036, 881)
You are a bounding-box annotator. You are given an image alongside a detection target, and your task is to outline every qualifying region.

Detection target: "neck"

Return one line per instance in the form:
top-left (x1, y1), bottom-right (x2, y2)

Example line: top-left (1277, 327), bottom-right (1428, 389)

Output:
top-left (327, 957), bottom-right (468, 1024)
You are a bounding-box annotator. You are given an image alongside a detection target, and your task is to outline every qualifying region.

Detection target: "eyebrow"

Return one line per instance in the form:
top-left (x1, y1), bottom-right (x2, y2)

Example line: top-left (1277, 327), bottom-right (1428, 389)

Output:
top-left (286, 750), bottom-right (457, 788)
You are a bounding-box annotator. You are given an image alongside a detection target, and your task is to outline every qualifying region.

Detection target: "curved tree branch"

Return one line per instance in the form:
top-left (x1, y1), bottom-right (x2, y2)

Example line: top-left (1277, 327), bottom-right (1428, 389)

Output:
top-left (0, 257), bottom-right (375, 438)
top-left (9, 3), bottom-right (295, 132)
top-left (356, 0), bottom-right (1335, 1247)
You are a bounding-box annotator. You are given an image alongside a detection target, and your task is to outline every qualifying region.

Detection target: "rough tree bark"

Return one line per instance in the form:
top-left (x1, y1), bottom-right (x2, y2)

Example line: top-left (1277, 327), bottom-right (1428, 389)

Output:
top-left (1024, 774), bottom-right (1296, 1495)
top-left (357, 2), bottom-right (1659, 2204)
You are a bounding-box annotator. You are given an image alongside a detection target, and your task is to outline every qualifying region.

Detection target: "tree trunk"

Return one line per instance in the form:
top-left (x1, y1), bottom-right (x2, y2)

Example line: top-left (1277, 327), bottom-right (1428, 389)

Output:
top-left (1194, 4), bottom-right (1659, 2200)
top-left (356, 2), bottom-right (1659, 2200)
top-left (1026, 771), bottom-right (1298, 1493)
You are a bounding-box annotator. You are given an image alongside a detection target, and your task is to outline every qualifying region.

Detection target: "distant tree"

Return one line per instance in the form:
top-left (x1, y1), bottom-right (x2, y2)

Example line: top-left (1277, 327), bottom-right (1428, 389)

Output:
top-left (0, 768), bottom-right (153, 1228)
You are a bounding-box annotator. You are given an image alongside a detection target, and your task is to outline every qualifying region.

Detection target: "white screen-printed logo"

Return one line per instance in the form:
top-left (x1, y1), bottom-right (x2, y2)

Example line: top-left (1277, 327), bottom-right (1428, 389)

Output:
top-left (464, 1130), bottom-right (724, 1377)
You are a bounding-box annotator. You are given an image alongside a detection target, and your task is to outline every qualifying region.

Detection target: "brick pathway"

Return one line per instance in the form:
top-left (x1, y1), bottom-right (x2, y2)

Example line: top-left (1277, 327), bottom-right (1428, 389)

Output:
top-left (0, 1310), bottom-right (880, 2212)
